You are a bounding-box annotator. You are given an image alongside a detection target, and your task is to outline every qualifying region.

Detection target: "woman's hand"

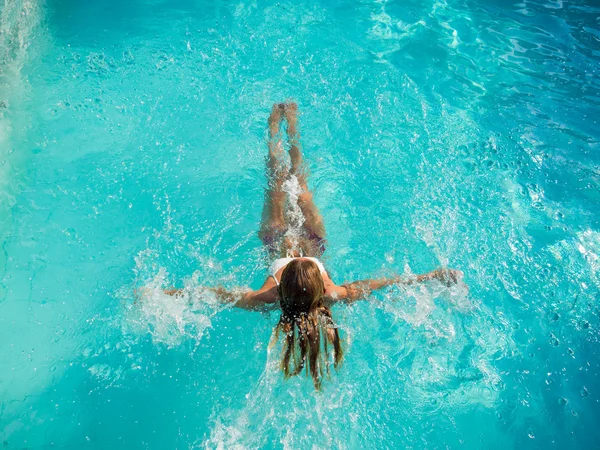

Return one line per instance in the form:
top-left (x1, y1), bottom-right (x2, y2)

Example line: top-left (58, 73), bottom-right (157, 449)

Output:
top-left (163, 288), bottom-right (183, 296)
top-left (425, 268), bottom-right (464, 286)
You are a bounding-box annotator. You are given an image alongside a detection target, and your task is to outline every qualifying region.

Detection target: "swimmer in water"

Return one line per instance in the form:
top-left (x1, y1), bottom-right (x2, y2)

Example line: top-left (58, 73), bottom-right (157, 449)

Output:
top-left (165, 102), bottom-right (462, 389)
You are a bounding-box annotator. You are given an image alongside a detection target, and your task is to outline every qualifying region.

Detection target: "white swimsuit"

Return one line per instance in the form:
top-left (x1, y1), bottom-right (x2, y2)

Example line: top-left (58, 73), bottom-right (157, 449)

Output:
top-left (270, 257), bottom-right (326, 285)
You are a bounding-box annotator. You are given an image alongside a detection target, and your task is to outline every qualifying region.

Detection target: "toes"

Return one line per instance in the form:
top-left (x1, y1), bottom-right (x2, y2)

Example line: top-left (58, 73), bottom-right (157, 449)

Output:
top-left (272, 103), bottom-right (285, 113)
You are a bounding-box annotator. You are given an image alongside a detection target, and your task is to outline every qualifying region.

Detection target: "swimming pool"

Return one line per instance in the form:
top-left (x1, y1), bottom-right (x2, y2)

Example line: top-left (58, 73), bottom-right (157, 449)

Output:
top-left (1, 0), bottom-right (599, 447)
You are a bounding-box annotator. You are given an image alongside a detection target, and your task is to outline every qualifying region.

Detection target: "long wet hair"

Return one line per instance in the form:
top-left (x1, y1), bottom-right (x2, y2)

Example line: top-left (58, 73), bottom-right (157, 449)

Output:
top-left (275, 258), bottom-right (343, 390)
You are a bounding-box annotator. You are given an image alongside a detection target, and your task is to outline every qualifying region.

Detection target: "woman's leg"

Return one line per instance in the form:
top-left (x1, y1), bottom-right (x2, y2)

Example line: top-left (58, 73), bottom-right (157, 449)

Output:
top-left (284, 103), bottom-right (327, 255)
top-left (258, 104), bottom-right (289, 256)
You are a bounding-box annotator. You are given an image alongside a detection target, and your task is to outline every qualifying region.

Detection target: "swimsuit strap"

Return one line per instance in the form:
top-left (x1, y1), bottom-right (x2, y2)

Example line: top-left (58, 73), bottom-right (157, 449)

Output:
top-left (269, 257), bottom-right (326, 285)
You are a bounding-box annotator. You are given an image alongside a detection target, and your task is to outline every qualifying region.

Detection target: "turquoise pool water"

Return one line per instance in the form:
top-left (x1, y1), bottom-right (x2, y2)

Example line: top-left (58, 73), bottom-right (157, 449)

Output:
top-left (1, 0), bottom-right (599, 448)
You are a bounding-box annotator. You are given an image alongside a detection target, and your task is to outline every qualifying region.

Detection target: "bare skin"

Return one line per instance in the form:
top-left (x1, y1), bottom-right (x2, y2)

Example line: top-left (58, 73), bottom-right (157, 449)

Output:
top-left (165, 102), bottom-right (463, 309)
top-left (257, 103), bottom-right (288, 251)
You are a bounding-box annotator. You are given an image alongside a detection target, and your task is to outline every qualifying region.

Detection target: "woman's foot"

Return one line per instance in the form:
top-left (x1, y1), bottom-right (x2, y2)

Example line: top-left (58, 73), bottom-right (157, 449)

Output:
top-left (267, 103), bottom-right (287, 180)
top-left (283, 102), bottom-right (302, 173)
top-left (268, 103), bottom-right (285, 138)
top-left (284, 102), bottom-right (298, 136)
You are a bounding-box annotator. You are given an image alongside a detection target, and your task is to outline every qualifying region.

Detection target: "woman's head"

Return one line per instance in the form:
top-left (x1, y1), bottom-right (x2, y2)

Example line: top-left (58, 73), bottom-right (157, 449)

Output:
top-left (276, 258), bottom-right (343, 390)
top-left (278, 258), bottom-right (324, 317)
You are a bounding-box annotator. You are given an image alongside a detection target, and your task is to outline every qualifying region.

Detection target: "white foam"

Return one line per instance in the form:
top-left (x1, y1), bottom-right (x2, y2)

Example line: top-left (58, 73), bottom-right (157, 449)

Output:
top-left (124, 268), bottom-right (227, 347)
top-left (282, 174), bottom-right (307, 256)
top-left (200, 335), bottom-right (352, 449)
top-left (549, 229), bottom-right (600, 290)
top-left (378, 273), bottom-right (509, 409)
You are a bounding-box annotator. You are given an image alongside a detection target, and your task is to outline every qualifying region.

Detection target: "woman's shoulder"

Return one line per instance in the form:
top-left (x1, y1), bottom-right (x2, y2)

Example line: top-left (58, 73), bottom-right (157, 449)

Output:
top-left (323, 273), bottom-right (348, 298)
top-left (324, 283), bottom-right (349, 304)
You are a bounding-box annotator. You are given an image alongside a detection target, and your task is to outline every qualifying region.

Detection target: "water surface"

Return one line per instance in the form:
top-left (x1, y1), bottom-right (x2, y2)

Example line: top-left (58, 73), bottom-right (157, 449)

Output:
top-left (0, 0), bottom-right (599, 448)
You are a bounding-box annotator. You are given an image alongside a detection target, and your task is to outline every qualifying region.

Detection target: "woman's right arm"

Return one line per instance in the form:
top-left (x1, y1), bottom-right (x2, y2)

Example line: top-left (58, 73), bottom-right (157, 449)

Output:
top-left (233, 286), bottom-right (279, 310)
top-left (163, 285), bottom-right (279, 310)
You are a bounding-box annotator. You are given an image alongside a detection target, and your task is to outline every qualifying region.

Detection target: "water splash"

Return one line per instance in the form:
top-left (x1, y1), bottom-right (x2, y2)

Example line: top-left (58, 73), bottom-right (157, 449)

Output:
top-left (123, 269), bottom-right (225, 347)
top-left (281, 174), bottom-right (307, 256)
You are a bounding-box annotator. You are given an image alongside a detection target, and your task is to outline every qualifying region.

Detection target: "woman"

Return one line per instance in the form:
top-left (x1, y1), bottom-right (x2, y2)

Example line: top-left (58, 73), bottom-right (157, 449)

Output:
top-left (167, 102), bottom-right (462, 389)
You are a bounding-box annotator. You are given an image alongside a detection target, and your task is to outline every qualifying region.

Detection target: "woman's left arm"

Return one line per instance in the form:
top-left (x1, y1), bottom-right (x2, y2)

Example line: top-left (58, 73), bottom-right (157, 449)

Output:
top-left (326, 268), bottom-right (463, 303)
